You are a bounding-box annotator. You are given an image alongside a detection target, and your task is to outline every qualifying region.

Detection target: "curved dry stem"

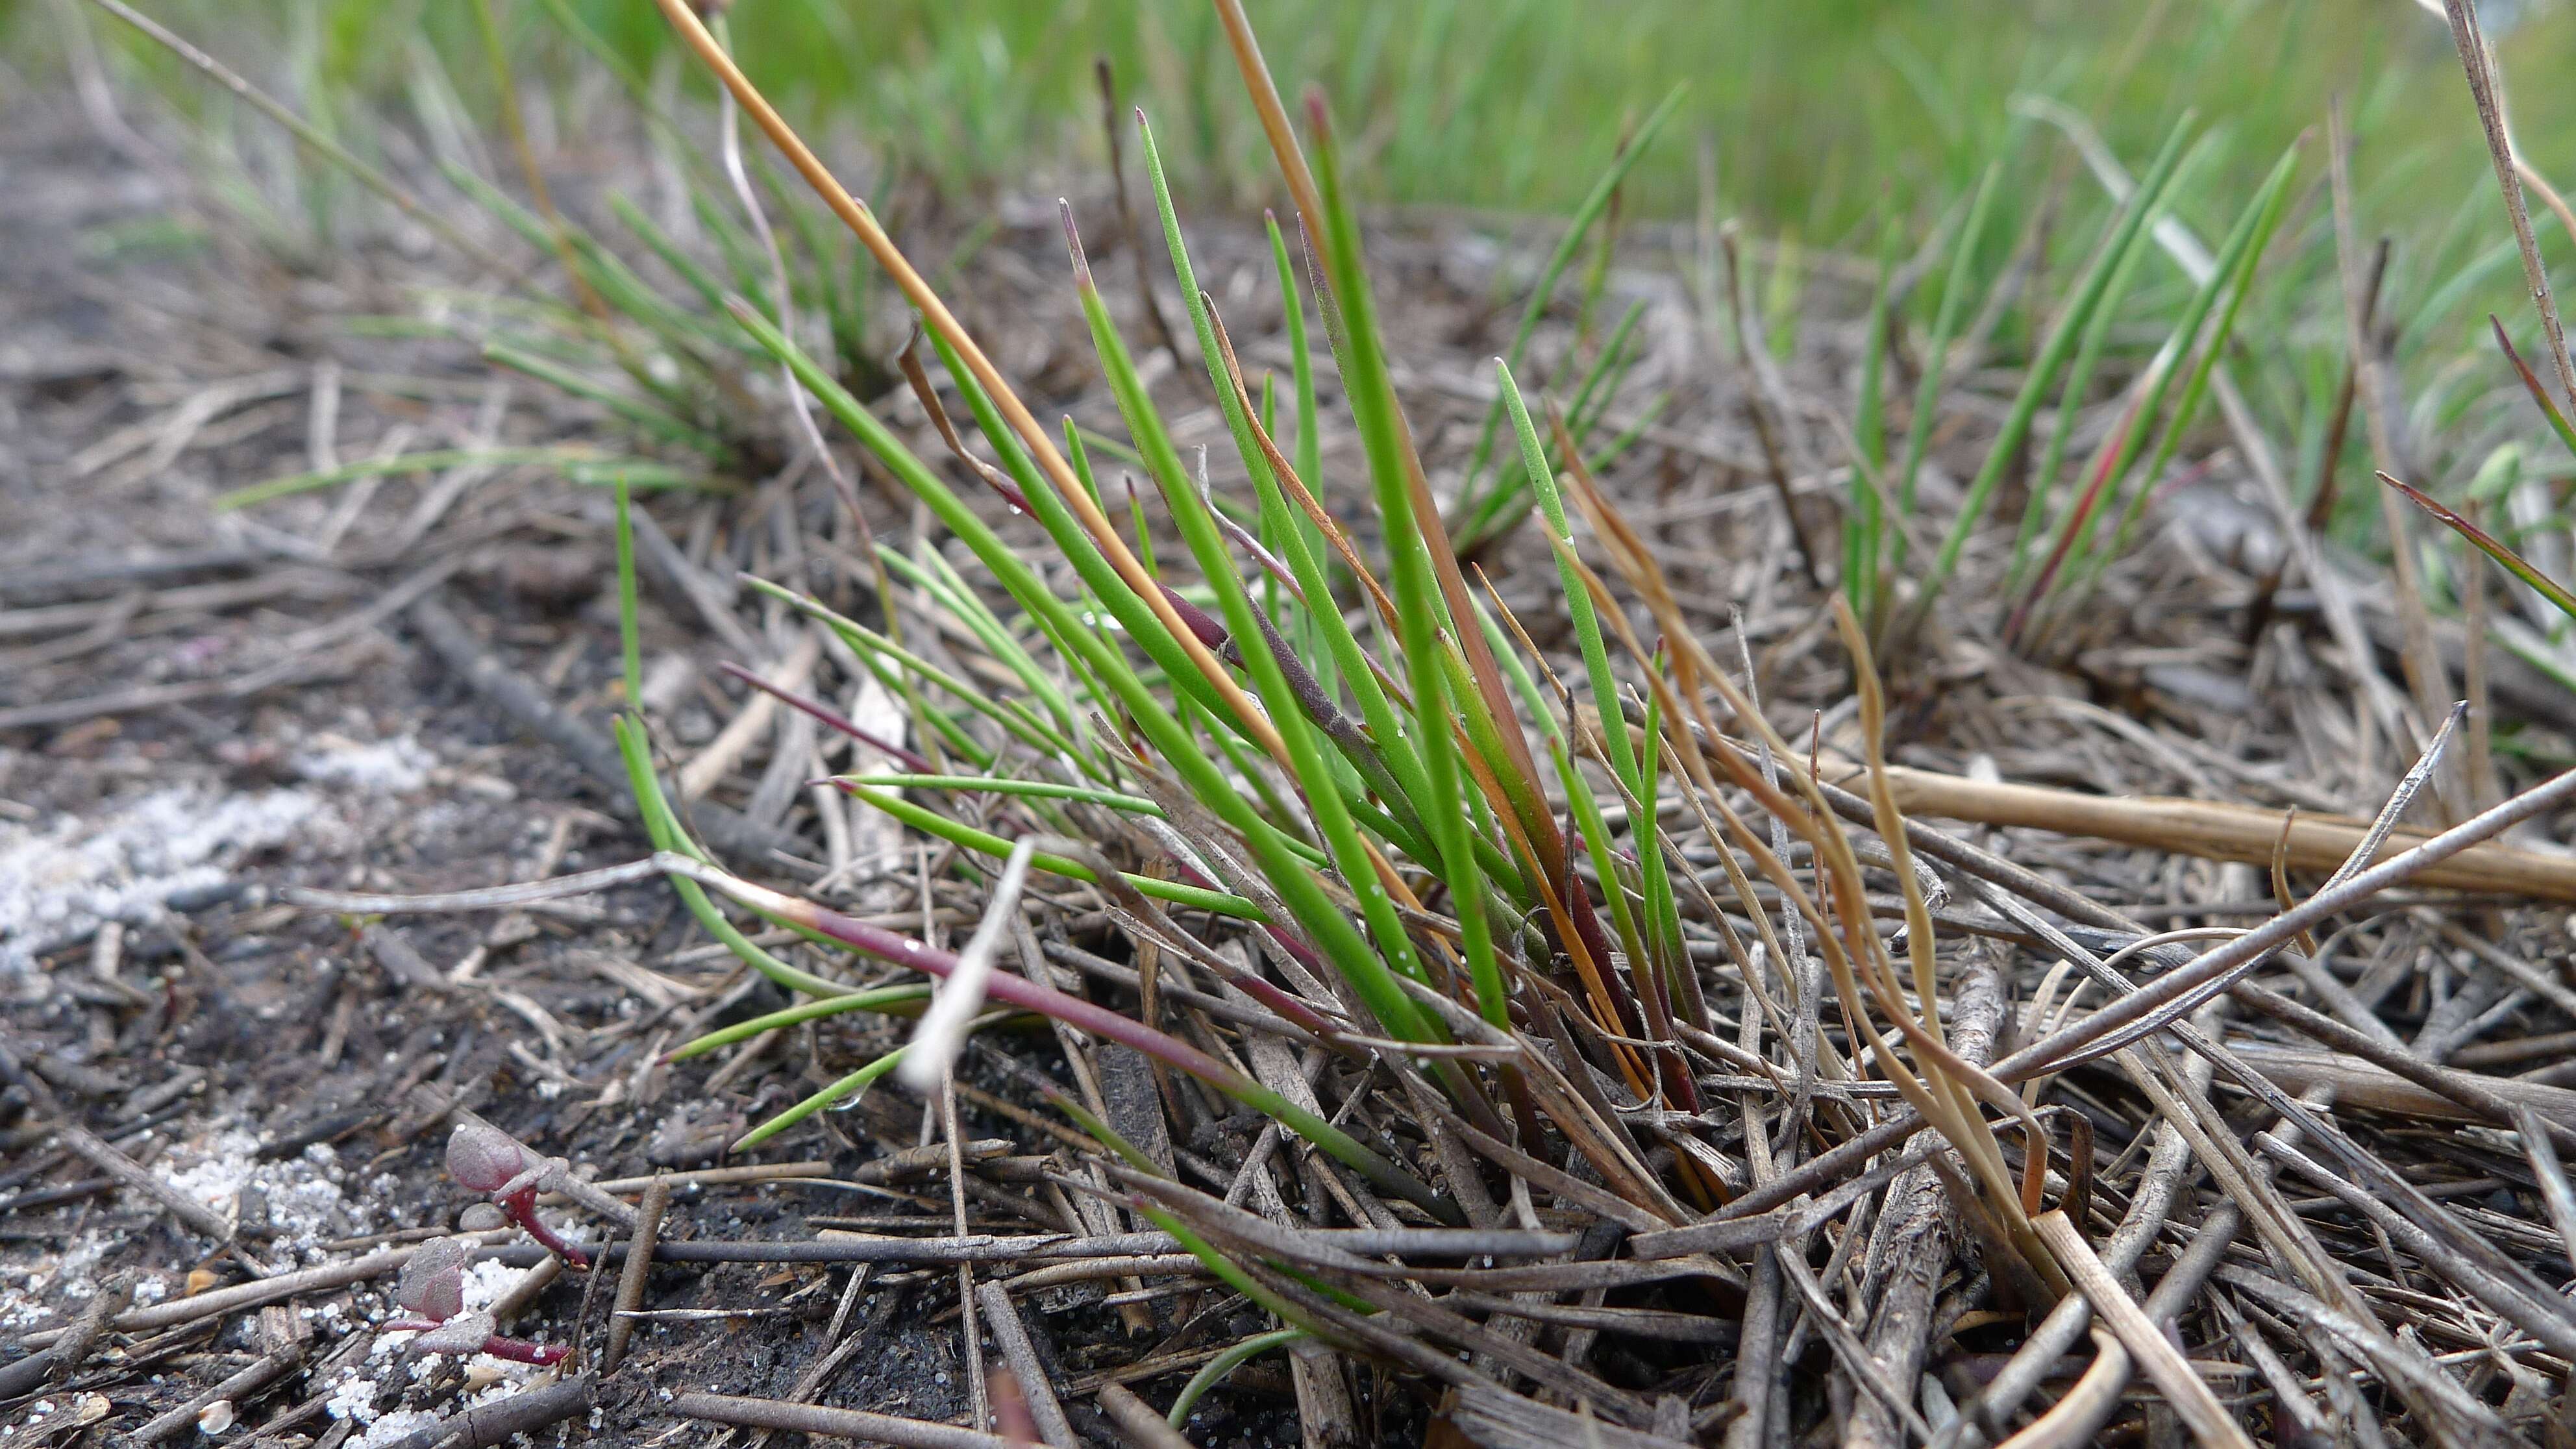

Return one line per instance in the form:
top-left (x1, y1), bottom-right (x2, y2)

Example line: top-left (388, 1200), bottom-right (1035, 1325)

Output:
top-left (1836, 596), bottom-right (2056, 1212)
top-left (645, 0), bottom-right (1284, 767)
top-left (1994, 1330), bottom-right (2131, 1449)
top-left (1207, 0), bottom-right (1325, 265)
top-left (1548, 520), bottom-right (2066, 1291)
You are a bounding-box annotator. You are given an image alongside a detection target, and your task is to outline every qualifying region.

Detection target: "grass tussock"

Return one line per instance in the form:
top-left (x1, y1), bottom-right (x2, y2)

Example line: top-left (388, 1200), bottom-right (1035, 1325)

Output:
top-left (41, 0), bottom-right (2576, 1443)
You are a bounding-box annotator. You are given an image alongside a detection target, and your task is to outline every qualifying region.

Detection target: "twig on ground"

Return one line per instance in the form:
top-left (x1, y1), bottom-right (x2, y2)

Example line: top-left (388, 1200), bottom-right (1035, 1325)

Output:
top-left (1868, 760), bottom-right (2576, 901)
top-left (50, 1118), bottom-right (240, 1250)
top-left (601, 1172), bottom-right (671, 1371)
top-left (1095, 1384), bottom-right (1197, 1449)
top-left (672, 1392), bottom-right (1016, 1449)
top-left (405, 589), bottom-right (811, 873)
top-left (375, 1373), bottom-right (597, 1449)
top-left (133, 1343), bottom-right (304, 1443)
top-left (0, 1274), bottom-right (127, 1398)
top-left (974, 1281), bottom-right (1076, 1449)
top-left (2034, 1209), bottom-right (2255, 1449)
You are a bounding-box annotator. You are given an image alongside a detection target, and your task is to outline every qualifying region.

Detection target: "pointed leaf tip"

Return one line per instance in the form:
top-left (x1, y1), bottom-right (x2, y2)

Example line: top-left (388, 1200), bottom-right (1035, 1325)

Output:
top-left (2382, 469), bottom-right (2576, 623)
top-left (1058, 199), bottom-right (1093, 286)
top-left (2490, 313), bottom-right (2576, 461)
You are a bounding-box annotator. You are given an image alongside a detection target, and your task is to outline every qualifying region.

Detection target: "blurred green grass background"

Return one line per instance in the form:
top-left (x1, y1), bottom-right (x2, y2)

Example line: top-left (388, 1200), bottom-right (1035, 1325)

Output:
top-left (14, 0), bottom-right (2576, 664)
top-left (12, 0), bottom-right (2571, 246)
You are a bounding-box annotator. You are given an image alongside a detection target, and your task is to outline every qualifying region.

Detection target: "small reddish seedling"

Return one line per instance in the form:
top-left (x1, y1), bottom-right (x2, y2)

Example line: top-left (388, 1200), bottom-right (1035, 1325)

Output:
top-left (382, 1237), bottom-right (567, 1367)
top-left (446, 1121), bottom-right (590, 1268)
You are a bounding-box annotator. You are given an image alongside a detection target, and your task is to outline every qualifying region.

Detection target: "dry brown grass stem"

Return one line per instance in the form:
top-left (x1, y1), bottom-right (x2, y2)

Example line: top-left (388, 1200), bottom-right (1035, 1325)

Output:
top-left (1998, 763), bottom-right (2576, 1078)
top-left (2440, 0), bottom-right (2576, 414)
top-left (1872, 763), bottom-right (2576, 902)
top-left (1544, 510), bottom-right (2066, 1294)
top-left (1206, 0), bottom-right (1324, 266)
top-left (469, 0), bottom-right (611, 327)
top-left (2032, 1210), bottom-right (2255, 1449)
top-left (645, 0), bottom-right (1287, 771)
top-left (1561, 485), bottom-right (2047, 1142)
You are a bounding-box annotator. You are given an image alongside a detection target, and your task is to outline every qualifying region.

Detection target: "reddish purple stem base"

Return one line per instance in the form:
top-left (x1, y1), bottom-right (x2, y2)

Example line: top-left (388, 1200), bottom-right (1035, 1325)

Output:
top-left (501, 1187), bottom-right (589, 1269)
top-left (474, 1336), bottom-right (572, 1367)
top-left (381, 1318), bottom-right (570, 1367)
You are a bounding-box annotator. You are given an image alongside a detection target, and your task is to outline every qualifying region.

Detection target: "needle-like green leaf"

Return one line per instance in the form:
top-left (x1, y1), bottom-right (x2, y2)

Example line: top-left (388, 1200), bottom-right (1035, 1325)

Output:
top-left (2385, 472), bottom-right (2576, 625)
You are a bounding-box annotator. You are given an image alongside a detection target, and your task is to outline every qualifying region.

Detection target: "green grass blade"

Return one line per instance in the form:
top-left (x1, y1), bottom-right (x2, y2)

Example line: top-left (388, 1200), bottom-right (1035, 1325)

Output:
top-left (2015, 148), bottom-right (2299, 619)
top-left (1552, 737), bottom-right (1647, 987)
top-left (915, 331), bottom-right (1242, 736)
top-left (1909, 115), bottom-right (2194, 626)
top-left (833, 780), bottom-right (1262, 918)
top-left (1097, 138), bottom-right (1449, 1032)
top-left (669, 985), bottom-right (931, 1062)
top-left (1300, 102), bottom-right (1505, 1029)
top-left (728, 302), bottom-right (1433, 1045)
top-left (2493, 316), bottom-right (2576, 465)
top-left (483, 341), bottom-right (730, 459)
top-left (1888, 160), bottom-right (2003, 591)
top-left (1268, 216), bottom-right (1324, 511)
top-left (611, 190), bottom-right (734, 316)
top-left (1455, 84), bottom-right (1687, 512)
top-left (1458, 298), bottom-right (1650, 549)
top-left (2001, 136), bottom-right (2201, 593)
top-left (1850, 233), bottom-right (1892, 618)
top-left (748, 576), bottom-right (1092, 769)
top-left (613, 477), bottom-right (643, 706)
top-left (843, 774), bottom-right (1163, 816)
top-left (1168, 1329), bottom-right (1309, 1428)
top-left (1629, 666), bottom-right (1684, 1002)
top-left (1498, 365), bottom-right (1641, 795)
top-left (1138, 128), bottom-right (1430, 829)
top-left (2088, 141), bottom-right (2300, 569)
top-left (733, 1043), bottom-right (911, 1152)
top-left (1264, 212), bottom-right (1337, 699)
top-left (1052, 1097), bottom-right (1341, 1331)
top-left (909, 541), bottom-right (1087, 746)
top-left (612, 715), bottom-right (856, 999)
top-left (2384, 473), bottom-right (2576, 625)
top-left (676, 858), bottom-right (1454, 1220)
top-left (217, 447), bottom-right (704, 510)
top-left (1563, 299), bottom-right (1649, 449)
